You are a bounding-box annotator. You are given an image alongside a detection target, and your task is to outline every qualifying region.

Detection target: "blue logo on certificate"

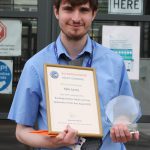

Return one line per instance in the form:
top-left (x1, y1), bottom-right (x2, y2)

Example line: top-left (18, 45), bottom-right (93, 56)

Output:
top-left (50, 71), bottom-right (59, 79)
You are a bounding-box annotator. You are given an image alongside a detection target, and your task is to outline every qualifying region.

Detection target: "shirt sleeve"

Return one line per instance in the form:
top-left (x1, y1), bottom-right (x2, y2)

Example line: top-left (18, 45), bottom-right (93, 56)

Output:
top-left (8, 61), bottom-right (41, 127)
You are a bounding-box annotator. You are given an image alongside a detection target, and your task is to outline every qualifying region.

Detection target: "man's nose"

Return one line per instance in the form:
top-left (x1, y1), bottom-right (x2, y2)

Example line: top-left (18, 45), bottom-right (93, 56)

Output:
top-left (72, 10), bottom-right (81, 22)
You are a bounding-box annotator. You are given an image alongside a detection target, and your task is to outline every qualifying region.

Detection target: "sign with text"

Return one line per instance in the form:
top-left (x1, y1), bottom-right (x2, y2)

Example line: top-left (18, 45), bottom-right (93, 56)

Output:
top-left (109, 0), bottom-right (143, 15)
top-left (0, 19), bottom-right (22, 56)
top-left (44, 64), bottom-right (103, 137)
top-left (102, 25), bottom-right (140, 80)
top-left (0, 60), bottom-right (13, 94)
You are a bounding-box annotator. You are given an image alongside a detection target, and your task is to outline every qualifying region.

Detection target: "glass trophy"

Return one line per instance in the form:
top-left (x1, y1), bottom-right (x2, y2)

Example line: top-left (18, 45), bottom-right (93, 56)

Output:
top-left (106, 95), bottom-right (142, 133)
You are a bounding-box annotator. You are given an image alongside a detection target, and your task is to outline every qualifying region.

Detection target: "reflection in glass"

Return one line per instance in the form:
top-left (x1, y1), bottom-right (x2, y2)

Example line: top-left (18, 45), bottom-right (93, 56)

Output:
top-left (0, 0), bottom-right (38, 12)
top-left (145, 0), bottom-right (150, 15)
top-left (90, 21), bottom-right (150, 58)
top-left (0, 18), bottom-right (37, 115)
top-left (98, 0), bottom-right (108, 14)
top-left (13, 19), bottom-right (37, 87)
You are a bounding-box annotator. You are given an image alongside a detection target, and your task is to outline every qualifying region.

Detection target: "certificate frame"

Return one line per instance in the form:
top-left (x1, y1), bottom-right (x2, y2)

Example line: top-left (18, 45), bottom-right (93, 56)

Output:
top-left (44, 64), bottom-right (103, 137)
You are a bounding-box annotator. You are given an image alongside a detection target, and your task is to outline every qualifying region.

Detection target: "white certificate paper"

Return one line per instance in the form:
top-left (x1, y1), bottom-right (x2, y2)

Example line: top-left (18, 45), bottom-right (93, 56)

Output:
top-left (44, 64), bottom-right (103, 137)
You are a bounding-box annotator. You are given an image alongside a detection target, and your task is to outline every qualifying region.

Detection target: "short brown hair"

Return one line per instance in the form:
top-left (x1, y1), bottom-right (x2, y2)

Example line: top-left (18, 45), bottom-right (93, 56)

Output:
top-left (53, 0), bottom-right (98, 11)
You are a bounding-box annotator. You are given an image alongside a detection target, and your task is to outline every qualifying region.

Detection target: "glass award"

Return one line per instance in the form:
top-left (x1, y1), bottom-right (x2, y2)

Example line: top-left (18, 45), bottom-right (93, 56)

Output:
top-left (106, 95), bottom-right (142, 133)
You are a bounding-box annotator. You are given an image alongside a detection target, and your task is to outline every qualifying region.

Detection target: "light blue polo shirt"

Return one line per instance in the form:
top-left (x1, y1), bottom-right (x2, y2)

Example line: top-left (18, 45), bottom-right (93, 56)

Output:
top-left (8, 34), bottom-right (137, 150)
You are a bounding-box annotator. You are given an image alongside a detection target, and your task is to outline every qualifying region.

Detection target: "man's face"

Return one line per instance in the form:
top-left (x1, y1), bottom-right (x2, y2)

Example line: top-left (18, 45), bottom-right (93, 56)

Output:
top-left (54, 1), bottom-right (97, 41)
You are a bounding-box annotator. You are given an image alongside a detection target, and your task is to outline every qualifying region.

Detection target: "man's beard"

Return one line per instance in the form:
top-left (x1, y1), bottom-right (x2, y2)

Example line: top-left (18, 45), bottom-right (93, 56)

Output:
top-left (61, 28), bottom-right (87, 41)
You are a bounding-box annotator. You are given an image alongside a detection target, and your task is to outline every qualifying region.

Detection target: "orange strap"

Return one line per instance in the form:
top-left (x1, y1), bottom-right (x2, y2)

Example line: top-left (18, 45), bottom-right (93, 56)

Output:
top-left (30, 130), bottom-right (58, 137)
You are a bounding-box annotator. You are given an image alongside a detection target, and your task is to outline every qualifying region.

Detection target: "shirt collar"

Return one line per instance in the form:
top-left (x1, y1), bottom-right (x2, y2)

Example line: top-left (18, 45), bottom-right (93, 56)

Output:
top-left (55, 34), bottom-right (93, 60)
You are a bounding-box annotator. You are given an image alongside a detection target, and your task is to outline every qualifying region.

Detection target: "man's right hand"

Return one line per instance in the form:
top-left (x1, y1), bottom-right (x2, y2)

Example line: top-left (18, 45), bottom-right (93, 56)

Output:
top-left (50, 125), bottom-right (78, 147)
top-left (16, 124), bottom-right (78, 148)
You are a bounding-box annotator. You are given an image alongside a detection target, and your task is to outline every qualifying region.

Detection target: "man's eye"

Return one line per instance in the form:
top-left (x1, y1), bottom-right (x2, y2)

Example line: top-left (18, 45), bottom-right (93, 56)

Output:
top-left (63, 6), bottom-right (73, 11)
top-left (80, 8), bottom-right (91, 13)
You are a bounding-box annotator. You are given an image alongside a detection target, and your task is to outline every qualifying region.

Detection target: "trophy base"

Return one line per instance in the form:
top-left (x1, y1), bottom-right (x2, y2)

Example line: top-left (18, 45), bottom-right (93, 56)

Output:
top-left (128, 123), bottom-right (138, 134)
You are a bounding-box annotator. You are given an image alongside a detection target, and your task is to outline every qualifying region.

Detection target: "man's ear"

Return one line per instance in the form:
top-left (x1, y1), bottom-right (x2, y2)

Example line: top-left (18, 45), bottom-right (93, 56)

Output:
top-left (92, 10), bottom-right (97, 21)
top-left (53, 6), bottom-right (59, 19)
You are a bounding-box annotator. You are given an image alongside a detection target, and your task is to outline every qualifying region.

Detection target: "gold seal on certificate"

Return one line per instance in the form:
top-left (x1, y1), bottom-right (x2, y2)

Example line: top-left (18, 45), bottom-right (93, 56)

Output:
top-left (44, 64), bottom-right (103, 137)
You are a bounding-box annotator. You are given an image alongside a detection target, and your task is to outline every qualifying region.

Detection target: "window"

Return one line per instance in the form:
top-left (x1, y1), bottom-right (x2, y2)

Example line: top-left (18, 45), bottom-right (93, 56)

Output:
top-left (90, 21), bottom-right (150, 58)
top-left (0, 0), bottom-right (38, 12)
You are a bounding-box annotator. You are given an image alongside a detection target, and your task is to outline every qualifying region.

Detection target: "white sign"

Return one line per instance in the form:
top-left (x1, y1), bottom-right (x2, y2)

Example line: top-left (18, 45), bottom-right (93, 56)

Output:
top-left (0, 60), bottom-right (13, 94)
top-left (102, 25), bottom-right (140, 80)
top-left (0, 19), bottom-right (22, 56)
top-left (108, 0), bottom-right (143, 15)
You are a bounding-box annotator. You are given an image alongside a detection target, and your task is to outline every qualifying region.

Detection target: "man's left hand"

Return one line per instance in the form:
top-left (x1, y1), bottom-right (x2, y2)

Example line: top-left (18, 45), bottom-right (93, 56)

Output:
top-left (110, 123), bottom-right (139, 143)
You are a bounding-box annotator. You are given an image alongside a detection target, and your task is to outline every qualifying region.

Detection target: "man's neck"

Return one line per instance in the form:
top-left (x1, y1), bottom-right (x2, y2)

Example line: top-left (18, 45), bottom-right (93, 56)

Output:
top-left (60, 32), bottom-right (87, 60)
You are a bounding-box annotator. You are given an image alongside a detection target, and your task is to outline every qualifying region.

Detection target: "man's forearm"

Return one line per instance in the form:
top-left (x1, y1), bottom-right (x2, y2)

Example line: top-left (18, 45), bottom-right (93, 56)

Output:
top-left (16, 124), bottom-right (78, 149)
top-left (16, 125), bottom-right (57, 148)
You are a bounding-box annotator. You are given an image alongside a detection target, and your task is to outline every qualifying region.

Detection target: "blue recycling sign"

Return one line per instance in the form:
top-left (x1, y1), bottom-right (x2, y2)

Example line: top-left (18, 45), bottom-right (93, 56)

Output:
top-left (0, 60), bottom-right (12, 93)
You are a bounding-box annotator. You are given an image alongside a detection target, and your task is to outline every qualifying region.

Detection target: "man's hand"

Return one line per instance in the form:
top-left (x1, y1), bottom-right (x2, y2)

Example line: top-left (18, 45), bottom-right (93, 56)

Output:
top-left (50, 125), bottom-right (78, 147)
top-left (110, 123), bottom-right (139, 143)
top-left (16, 124), bottom-right (78, 148)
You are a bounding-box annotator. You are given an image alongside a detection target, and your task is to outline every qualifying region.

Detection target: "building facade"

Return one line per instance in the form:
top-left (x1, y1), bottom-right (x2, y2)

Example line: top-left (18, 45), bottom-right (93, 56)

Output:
top-left (0, 0), bottom-right (150, 149)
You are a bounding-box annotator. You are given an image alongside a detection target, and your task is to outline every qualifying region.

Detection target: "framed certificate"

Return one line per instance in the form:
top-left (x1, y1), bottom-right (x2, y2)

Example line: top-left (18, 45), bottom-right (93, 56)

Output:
top-left (44, 64), bottom-right (103, 137)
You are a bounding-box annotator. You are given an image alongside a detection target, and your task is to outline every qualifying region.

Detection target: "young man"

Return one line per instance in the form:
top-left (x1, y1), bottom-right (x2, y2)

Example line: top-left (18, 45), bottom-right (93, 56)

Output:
top-left (8, 0), bottom-right (140, 149)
